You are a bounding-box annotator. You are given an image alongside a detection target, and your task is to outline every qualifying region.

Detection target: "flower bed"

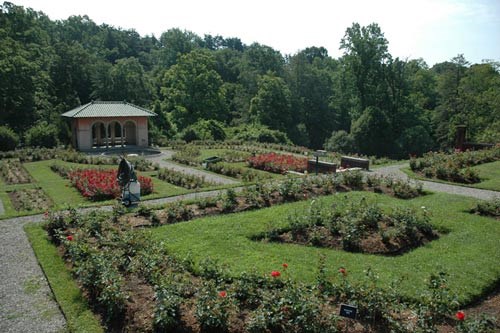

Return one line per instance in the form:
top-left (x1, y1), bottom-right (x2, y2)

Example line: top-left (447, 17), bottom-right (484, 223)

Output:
top-left (8, 188), bottom-right (52, 211)
top-left (206, 162), bottom-right (269, 182)
top-left (41, 204), bottom-right (493, 333)
top-left (157, 167), bottom-right (215, 189)
top-left (254, 197), bottom-right (438, 255)
top-left (410, 147), bottom-right (500, 184)
top-left (247, 152), bottom-right (308, 174)
top-left (67, 169), bottom-right (153, 201)
top-left (0, 160), bottom-right (33, 184)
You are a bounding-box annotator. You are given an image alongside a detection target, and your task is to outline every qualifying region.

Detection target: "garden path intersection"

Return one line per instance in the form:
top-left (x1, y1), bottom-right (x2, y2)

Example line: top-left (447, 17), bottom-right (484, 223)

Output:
top-left (0, 162), bottom-right (498, 332)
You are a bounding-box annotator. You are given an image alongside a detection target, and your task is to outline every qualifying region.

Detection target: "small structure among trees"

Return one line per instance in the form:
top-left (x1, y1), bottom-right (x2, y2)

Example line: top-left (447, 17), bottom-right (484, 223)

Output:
top-left (62, 101), bottom-right (156, 150)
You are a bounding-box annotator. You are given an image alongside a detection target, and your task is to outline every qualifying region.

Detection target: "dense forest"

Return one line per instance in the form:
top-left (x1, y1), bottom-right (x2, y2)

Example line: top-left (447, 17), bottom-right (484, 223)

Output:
top-left (0, 2), bottom-right (499, 157)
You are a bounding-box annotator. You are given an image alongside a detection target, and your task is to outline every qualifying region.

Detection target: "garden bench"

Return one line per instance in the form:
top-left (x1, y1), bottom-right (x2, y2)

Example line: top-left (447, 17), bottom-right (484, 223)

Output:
top-left (202, 156), bottom-right (222, 168)
top-left (340, 156), bottom-right (369, 170)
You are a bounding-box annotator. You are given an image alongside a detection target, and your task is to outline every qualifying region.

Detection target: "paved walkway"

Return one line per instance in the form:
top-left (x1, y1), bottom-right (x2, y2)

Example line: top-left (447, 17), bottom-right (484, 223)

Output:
top-left (0, 163), bottom-right (498, 332)
top-left (145, 150), bottom-right (240, 186)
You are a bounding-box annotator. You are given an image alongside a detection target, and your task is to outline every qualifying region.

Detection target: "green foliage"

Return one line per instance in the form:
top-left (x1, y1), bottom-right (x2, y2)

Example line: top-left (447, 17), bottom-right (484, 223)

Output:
top-left (0, 125), bottom-right (19, 151)
top-left (230, 124), bottom-right (291, 144)
top-left (324, 130), bottom-right (356, 153)
top-left (24, 122), bottom-right (59, 148)
top-left (180, 119), bottom-right (227, 142)
top-left (471, 197), bottom-right (500, 218)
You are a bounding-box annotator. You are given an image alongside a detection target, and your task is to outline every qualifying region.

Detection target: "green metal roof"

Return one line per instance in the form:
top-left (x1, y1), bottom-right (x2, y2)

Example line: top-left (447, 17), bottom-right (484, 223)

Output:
top-left (61, 101), bottom-right (156, 118)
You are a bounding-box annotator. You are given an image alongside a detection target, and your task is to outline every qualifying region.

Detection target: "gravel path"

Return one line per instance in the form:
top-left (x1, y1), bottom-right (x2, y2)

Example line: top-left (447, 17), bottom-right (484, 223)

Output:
top-left (0, 215), bottom-right (65, 333)
top-left (369, 163), bottom-right (500, 201)
top-left (146, 150), bottom-right (240, 185)
top-left (0, 197), bottom-right (4, 215)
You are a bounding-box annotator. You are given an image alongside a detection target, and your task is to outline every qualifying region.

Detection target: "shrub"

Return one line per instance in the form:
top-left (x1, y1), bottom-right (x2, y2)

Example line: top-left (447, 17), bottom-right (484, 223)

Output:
top-left (24, 121), bottom-right (59, 148)
top-left (154, 287), bottom-right (182, 331)
top-left (180, 119), bottom-right (226, 142)
top-left (230, 124), bottom-right (291, 144)
top-left (324, 130), bottom-right (356, 154)
top-left (471, 198), bottom-right (500, 218)
top-left (0, 125), bottom-right (19, 151)
top-left (195, 282), bottom-right (230, 333)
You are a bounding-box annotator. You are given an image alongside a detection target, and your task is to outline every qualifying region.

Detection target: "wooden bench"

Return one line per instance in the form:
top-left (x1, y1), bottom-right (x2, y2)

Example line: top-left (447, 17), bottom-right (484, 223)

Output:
top-left (340, 156), bottom-right (369, 170)
top-left (307, 160), bottom-right (337, 174)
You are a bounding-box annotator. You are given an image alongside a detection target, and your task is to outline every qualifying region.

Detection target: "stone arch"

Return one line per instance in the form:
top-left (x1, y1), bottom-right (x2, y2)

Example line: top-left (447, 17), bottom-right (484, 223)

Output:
top-left (91, 122), bottom-right (107, 147)
top-left (123, 120), bottom-right (137, 145)
top-left (107, 121), bottom-right (122, 147)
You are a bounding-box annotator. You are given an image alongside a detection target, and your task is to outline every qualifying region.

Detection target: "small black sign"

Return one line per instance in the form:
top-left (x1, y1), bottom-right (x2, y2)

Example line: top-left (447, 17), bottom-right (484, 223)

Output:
top-left (339, 304), bottom-right (357, 319)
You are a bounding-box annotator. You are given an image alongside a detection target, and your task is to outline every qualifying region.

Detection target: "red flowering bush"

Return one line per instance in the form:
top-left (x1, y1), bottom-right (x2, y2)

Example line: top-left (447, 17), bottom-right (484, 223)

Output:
top-left (247, 152), bottom-right (308, 174)
top-left (218, 290), bottom-right (227, 298)
top-left (67, 169), bottom-right (153, 201)
top-left (455, 310), bottom-right (465, 321)
top-left (271, 270), bottom-right (281, 278)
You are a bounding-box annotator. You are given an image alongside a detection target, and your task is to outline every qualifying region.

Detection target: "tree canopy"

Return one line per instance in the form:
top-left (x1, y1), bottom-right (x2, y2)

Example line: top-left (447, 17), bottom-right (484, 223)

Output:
top-left (1, 2), bottom-right (499, 156)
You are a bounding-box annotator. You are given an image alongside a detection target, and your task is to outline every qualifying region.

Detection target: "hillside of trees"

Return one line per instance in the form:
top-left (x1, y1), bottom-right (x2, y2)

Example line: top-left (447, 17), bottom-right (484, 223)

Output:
top-left (1, 2), bottom-right (499, 157)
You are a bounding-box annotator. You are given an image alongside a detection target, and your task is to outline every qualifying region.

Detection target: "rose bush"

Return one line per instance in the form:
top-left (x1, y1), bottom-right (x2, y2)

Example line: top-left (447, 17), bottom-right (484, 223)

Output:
top-left (247, 152), bottom-right (308, 174)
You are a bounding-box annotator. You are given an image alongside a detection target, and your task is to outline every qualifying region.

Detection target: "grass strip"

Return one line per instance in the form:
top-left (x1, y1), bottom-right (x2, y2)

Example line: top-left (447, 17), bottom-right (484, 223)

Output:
top-left (25, 223), bottom-right (104, 333)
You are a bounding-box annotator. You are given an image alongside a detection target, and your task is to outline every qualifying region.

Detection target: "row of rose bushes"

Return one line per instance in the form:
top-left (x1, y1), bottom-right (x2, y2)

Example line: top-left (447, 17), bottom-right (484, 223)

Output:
top-left (51, 164), bottom-right (153, 201)
top-left (8, 187), bottom-right (52, 211)
top-left (119, 172), bottom-right (425, 229)
top-left (410, 146), bottom-right (500, 184)
top-left (43, 206), bottom-right (493, 332)
top-left (247, 152), bottom-right (309, 174)
top-left (157, 167), bottom-right (216, 189)
top-left (0, 159), bottom-right (33, 184)
top-left (206, 162), bottom-right (270, 182)
top-left (0, 147), bottom-right (158, 171)
top-left (168, 139), bottom-right (311, 155)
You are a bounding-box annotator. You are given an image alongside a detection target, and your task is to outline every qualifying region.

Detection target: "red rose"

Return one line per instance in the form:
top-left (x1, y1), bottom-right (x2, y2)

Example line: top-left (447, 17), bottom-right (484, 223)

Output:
top-left (66, 235), bottom-right (73, 241)
top-left (271, 270), bottom-right (281, 278)
top-left (282, 263), bottom-right (288, 269)
top-left (218, 290), bottom-right (227, 298)
top-left (339, 267), bottom-right (347, 276)
top-left (455, 311), bottom-right (465, 321)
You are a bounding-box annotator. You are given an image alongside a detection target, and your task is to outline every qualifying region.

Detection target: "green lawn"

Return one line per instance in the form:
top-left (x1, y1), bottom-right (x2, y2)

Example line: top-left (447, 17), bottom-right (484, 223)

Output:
top-left (152, 191), bottom-right (500, 304)
top-left (403, 160), bottom-right (500, 192)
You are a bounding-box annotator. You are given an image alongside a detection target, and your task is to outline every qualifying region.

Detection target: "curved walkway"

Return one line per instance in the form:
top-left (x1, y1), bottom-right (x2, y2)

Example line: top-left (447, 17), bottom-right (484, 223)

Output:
top-left (1, 163), bottom-right (498, 332)
top-left (145, 150), bottom-right (239, 186)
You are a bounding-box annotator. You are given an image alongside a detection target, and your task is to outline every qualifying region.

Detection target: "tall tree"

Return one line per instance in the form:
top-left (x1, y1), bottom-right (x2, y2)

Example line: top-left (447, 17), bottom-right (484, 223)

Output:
top-left (249, 73), bottom-right (292, 132)
top-left (160, 49), bottom-right (228, 129)
top-left (340, 22), bottom-right (390, 116)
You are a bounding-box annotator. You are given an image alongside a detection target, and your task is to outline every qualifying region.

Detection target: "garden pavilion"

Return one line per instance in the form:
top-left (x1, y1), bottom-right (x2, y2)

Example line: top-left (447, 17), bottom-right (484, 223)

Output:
top-left (62, 101), bottom-right (156, 151)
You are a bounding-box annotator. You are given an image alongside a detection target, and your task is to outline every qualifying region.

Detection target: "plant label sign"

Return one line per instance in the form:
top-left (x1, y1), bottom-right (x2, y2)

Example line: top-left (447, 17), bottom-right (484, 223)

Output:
top-left (339, 304), bottom-right (357, 319)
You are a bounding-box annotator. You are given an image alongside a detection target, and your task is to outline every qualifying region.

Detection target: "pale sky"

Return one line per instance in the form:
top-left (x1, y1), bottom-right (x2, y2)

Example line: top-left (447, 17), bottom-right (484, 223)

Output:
top-left (9, 0), bottom-right (500, 66)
